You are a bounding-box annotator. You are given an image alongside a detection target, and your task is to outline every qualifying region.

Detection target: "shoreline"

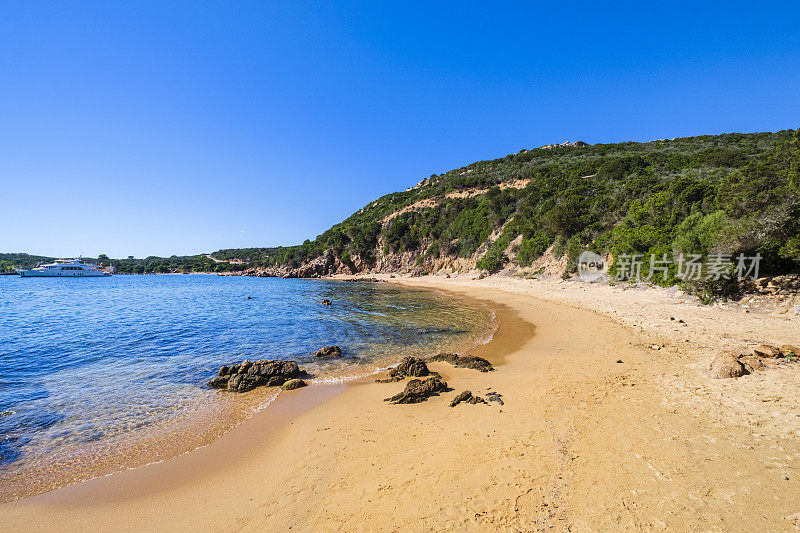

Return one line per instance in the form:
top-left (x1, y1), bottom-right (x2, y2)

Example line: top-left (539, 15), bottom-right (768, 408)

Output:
top-left (3, 276), bottom-right (800, 530)
top-left (0, 284), bottom-right (529, 527)
top-left (0, 282), bottom-right (497, 504)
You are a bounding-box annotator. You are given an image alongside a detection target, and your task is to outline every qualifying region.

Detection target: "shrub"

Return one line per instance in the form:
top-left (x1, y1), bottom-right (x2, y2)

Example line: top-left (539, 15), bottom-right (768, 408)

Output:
top-left (551, 235), bottom-right (567, 258)
top-left (476, 250), bottom-right (507, 273)
top-left (516, 234), bottom-right (552, 266)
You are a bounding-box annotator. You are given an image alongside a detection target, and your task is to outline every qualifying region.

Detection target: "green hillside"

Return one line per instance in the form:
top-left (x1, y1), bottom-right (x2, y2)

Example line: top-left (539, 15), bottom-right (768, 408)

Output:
top-left (0, 253), bottom-right (246, 274)
top-left (215, 129), bottom-right (800, 292)
top-left (0, 253), bottom-right (54, 271)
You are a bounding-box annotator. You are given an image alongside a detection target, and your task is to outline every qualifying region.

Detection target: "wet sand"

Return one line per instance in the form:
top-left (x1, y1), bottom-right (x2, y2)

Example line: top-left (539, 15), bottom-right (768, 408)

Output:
top-left (3, 279), bottom-right (800, 531)
top-left (0, 283), bottom-right (492, 504)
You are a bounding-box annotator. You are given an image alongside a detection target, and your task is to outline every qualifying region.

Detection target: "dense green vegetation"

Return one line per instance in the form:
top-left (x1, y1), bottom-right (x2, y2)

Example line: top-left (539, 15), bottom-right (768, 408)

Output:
top-left (213, 129), bottom-right (800, 292)
top-left (0, 253), bottom-right (54, 271)
top-left (106, 255), bottom-right (248, 274)
top-left (0, 253), bottom-right (248, 274)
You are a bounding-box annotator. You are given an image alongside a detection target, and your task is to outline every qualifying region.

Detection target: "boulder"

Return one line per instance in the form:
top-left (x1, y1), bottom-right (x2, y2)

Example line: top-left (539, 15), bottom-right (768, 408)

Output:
top-left (267, 376), bottom-right (287, 387)
top-left (385, 377), bottom-right (448, 404)
top-left (375, 372), bottom-right (404, 383)
top-left (375, 357), bottom-right (430, 382)
top-left (314, 346), bottom-right (342, 358)
top-left (227, 373), bottom-right (263, 392)
top-left (282, 379), bottom-right (307, 390)
top-left (485, 392), bottom-right (504, 405)
top-left (449, 390), bottom-right (473, 407)
top-left (753, 344), bottom-right (781, 358)
top-left (780, 345), bottom-right (800, 358)
top-left (450, 390), bottom-right (487, 406)
top-left (207, 359), bottom-right (305, 392)
top-left (427, 353), bottom-right (494, 372)
top-left (739, 355), bottom-right (765, 373)
top-left (707, 351), bottom-right (748, 379)
top-left (207, 376), bottom-right (230, 389)
top-left (396, 356), bottom-right (429, 377)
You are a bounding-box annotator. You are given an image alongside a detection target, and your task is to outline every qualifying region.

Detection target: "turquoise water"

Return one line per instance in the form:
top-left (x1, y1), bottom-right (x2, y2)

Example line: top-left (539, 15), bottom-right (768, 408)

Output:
top-left (0, 274), bottom-right (490, 497)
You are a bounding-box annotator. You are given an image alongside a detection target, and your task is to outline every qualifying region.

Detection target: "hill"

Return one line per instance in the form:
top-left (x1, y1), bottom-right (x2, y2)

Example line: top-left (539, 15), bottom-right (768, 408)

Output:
top-left (212, 129), bottom-right (800, 296)
top-left (0, 253), bottom-right (247, 275)
top-left (5, 129), bottom-right (798, 288)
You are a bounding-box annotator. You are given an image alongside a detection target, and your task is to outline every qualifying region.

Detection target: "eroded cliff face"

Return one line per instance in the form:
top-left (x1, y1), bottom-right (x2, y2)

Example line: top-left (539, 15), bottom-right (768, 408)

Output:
top-left (236, 232), bottom-right (523, 279)
top-left (228, 228), bottom-right (800, 314)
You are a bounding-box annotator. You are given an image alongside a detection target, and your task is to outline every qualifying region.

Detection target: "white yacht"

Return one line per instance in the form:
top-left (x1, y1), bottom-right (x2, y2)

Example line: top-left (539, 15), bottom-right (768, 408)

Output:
top-left (18, 258), bottom-right (112, 277)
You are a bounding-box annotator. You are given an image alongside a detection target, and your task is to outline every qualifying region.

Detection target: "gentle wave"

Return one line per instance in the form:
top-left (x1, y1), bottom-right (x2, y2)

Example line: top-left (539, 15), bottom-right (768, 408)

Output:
top-left (0, 275), bottom-right (492, 500)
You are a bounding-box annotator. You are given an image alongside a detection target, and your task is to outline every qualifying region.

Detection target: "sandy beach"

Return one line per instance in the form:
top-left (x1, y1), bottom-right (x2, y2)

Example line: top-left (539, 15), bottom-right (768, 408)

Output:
top-left (3, 275), bottom-right (800, 531)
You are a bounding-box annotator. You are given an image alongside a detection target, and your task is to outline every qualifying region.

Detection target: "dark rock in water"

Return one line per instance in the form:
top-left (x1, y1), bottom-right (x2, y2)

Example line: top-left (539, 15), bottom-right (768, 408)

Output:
top-left (375, 356), bottom-right (429, 383)
top-left (314, 345), bottom-right (342, 358)
top-left (320, 299), bottom-right (332, 305)
top-left (267, 376), bottom-right (287, 387)
top-left (427, 353), bottom-right (494, 372)
top-left (207, 376), bottom-right (230, 389)
top-left (450, 390), bottom-right (473, 407)
top-left (207, 359), bottom-right (305, 392)
top-left (246, 296), bottom-right (252, 300)
top-left (397, 356), bottom-right (429, 377)
top-left (385, 377), bottom-right (448, 404)
top-left (227, 373), bottom-right (262, 392)
top-left (282, 379), bottom-right (307, 390)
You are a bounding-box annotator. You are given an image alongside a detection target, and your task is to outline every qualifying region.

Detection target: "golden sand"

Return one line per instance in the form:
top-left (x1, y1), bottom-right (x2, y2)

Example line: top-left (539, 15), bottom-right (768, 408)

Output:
top-left (3, 277), bottom-right (800, 531)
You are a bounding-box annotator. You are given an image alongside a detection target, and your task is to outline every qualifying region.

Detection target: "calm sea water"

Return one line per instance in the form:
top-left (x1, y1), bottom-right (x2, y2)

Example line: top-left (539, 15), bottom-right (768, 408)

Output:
top-left (0, 274), bottom-right (490, 497)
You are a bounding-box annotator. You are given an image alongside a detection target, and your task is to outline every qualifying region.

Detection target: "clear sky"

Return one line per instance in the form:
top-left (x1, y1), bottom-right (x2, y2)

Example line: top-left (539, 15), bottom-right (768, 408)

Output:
top-left (2, 2), bottom-right (799, 258)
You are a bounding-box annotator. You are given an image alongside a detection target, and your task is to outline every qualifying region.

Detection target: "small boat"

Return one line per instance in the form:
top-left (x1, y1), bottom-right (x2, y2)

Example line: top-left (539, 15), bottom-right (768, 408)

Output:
top-left (18, 258), bottom-right (112, 277)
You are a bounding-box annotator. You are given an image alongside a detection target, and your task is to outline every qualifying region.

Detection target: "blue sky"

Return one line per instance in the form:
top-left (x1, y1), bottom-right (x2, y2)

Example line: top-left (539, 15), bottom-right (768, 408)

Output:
top-left (1, 1), bottom-right (799, 258)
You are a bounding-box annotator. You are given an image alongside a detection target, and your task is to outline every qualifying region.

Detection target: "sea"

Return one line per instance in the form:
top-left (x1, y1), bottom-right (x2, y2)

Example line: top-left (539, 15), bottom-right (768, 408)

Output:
top-left (0, 274), bottom-right (492, 500)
